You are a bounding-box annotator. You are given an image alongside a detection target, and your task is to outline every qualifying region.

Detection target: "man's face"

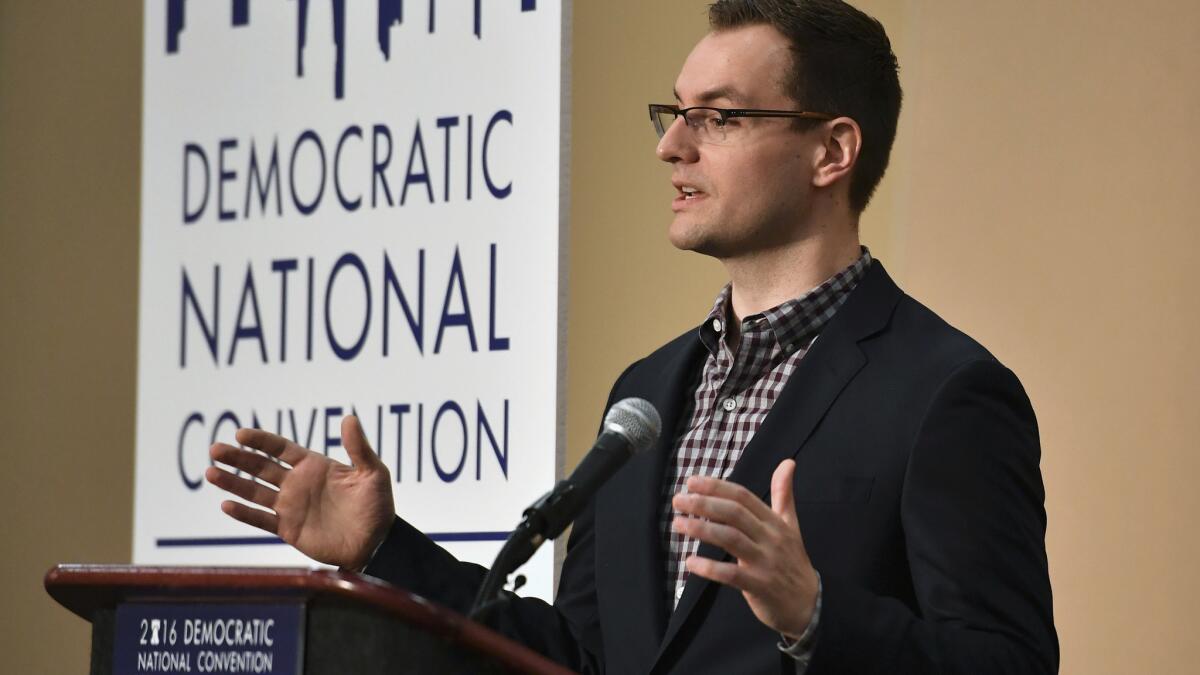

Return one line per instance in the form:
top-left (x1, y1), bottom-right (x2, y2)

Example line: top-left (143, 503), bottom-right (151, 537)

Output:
top-left (658, 25), bottom-right (822, 259)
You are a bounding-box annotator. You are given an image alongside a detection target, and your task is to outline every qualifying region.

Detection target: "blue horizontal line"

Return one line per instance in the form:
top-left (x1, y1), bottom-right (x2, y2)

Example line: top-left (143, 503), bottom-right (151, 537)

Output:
top-left (157, 536), bottom-right (286, 547)
top-left (156, 531), bottom-right (512, 548)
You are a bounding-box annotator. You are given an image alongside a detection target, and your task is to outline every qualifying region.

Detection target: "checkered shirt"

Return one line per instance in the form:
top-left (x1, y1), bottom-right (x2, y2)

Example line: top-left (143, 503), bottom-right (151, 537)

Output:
top-left (661, 248), bottom-right (872, 609)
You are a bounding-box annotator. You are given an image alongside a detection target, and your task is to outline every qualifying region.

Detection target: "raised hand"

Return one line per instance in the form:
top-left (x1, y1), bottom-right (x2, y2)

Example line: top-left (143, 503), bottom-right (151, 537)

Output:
top-left (206, 415), bottom-right (395, 570)
top-left (671, 459), bottom-right (819, 639)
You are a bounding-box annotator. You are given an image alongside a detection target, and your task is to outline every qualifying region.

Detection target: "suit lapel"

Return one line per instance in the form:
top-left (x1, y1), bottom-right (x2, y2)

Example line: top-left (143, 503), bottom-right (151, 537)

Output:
top-left (598, 330), bottom-right (707, 658)
top-left (652, 262), bottom-right (901, 668)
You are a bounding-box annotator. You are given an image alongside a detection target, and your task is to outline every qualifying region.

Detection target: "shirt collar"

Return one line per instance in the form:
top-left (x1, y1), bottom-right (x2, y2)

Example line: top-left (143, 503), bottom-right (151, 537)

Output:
top-left (699, 247), bottom-right (873, 356)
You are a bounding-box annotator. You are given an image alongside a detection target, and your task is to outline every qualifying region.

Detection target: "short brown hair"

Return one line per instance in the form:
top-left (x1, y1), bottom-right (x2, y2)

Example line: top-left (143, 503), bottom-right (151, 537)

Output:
top-left (709, 0), bottom-right (902, 212)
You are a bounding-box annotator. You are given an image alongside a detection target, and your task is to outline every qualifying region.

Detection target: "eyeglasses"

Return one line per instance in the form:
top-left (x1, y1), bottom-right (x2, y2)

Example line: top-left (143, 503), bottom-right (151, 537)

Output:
top-left (648, 104), bottom-right (835, 145)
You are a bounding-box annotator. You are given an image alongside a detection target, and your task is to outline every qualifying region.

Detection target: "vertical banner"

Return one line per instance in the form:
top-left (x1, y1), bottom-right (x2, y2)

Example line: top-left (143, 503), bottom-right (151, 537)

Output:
top-left (135, 0), bottom-right (564, 601)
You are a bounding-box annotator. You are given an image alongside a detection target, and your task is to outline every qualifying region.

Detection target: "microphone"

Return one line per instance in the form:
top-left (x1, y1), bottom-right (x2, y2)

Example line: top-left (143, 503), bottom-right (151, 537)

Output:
top-left (470, 398), bottom-right (661, 618)
top-left (525, 397), bottom-right (662, 541)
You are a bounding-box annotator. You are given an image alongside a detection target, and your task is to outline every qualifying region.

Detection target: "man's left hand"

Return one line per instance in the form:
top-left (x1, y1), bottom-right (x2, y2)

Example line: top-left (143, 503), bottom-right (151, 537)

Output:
top-left (671, 458), bottom-right (818, 639)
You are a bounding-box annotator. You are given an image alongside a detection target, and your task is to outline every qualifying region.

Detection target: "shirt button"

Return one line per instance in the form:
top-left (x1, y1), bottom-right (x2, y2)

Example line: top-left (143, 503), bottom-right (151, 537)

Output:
top-left (722, 397), bottom-right (737, 412)
top-left (711, 318), bottom-right (723, 333)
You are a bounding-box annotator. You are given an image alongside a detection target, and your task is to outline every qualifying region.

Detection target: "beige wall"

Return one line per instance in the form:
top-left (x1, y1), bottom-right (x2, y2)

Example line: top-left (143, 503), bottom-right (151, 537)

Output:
top-left (2, 1), bottom-right (1197, 672)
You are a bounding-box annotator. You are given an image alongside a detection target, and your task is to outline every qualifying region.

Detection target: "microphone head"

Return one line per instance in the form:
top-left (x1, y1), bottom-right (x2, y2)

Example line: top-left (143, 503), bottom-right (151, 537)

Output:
top-left (603, 398), bottom-right (662, 454)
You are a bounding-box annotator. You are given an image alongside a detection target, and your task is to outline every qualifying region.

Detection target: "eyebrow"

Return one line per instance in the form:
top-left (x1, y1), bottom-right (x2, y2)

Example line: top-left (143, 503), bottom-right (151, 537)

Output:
top-left (673, 86), bottom-right (750, 106)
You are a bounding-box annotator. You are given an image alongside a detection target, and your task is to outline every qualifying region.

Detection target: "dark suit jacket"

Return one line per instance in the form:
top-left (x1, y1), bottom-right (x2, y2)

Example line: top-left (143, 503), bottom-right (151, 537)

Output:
top-left (365, 262), bottom-right (1058, 674)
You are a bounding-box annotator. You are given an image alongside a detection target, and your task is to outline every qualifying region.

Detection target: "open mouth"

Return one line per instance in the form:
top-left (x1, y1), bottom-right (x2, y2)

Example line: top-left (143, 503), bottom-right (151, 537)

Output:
top-left (671, 181), bottom-right (707, 210)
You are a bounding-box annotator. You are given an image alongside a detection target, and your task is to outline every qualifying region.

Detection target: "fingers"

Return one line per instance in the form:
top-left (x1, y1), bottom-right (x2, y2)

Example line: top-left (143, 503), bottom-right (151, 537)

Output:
top-left (770, 459), bottom-right (799, 526)
top-left (205, 465), bottom-right (279, 509)
top-left (210, 443), bottom-right (287, 486)
top-left (341, 415), bottom-right (382, 469)
top-left (684, 474), bottom-right (775, 521)
top-left (235, 428), bottom-right (308, 465)
top-left (673, 463), bottom-right (803, 561)
top-left (673, 515), bottom-right (762, 562)
top-left (684, 555), bottom-right (764, 595)
top-left (220, 500), bottom-right (280, 535)
top-left (672, 491), bottom-right (769, 543)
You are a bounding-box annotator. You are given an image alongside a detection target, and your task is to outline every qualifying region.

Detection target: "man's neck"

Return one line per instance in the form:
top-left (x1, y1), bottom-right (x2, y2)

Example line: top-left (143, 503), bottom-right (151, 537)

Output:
top-left (722, 225), bottom-right (862, 324)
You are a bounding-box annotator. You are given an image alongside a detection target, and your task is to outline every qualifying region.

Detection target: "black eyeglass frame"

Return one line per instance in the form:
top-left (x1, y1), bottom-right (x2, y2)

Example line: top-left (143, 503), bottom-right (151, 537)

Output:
top-left (648, 103), bottom-right (836, 138)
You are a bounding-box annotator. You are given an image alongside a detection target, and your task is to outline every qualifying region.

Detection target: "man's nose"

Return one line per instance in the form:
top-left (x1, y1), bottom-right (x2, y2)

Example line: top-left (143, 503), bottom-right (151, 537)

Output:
top-left (656, 117), bottom-right (699, 164)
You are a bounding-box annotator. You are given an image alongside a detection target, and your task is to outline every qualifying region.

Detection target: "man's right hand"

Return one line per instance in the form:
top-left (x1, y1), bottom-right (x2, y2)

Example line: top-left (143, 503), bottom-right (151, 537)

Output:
top-left (205, 415), bottom-right (395, 571)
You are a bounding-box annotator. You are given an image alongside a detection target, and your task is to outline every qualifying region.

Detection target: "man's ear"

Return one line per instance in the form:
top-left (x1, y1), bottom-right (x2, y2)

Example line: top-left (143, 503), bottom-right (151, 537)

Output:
top-left (812, 117), bottom-right (862, 189)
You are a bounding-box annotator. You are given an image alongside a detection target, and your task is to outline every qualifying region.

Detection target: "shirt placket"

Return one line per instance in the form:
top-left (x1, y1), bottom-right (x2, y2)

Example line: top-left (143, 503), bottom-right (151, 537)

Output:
top-left (672, 324), bottom-right (778, 604)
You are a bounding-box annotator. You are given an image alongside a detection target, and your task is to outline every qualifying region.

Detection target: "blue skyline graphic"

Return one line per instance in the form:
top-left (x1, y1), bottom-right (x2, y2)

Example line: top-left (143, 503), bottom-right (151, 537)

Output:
top-left (165, 0), bottom-right (539, 100)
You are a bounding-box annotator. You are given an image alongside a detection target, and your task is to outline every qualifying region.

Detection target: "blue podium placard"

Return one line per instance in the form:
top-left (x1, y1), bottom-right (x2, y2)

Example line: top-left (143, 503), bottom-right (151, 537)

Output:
top-left (113, 602), bottom-right (304, 674)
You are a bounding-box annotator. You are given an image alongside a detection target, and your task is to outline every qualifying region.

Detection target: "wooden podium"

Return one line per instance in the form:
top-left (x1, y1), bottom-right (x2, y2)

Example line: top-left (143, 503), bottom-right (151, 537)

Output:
top-left (46, 565), bottom-right (575, 675)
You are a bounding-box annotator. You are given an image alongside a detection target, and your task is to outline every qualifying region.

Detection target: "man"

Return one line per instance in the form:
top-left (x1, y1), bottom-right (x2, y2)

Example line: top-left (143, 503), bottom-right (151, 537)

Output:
top-left (207, 1), bottom-right (1058, 673)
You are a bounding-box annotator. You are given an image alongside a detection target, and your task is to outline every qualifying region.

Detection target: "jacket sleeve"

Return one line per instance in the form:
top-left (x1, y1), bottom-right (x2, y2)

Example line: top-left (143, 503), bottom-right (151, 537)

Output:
top-left (809, 358), bottom-right (1059, 674)
top-left (361, 360), bottom-right (644, 673)
top-left (362, 504), bottom-right (604, 672)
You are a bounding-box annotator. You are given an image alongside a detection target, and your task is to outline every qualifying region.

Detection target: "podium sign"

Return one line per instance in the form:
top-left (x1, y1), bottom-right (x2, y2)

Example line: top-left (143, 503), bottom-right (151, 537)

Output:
top-left (113, 602), bottom-right (304, 675)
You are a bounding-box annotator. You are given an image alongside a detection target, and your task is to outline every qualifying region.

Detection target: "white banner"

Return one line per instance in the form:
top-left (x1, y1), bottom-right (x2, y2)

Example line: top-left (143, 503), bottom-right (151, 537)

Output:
top-left (134, 0), bottom-right (564, 601)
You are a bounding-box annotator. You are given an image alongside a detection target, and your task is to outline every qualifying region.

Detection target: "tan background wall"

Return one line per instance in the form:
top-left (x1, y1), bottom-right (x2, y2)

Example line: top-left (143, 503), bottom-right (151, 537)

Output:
top-left (2, 1), bottom-right (1197, 672)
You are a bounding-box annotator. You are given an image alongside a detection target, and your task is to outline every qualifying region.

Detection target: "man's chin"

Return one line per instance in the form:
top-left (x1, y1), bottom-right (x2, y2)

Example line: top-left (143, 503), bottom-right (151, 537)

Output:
top-left (666, 222), bottom-right (700, 252)
top-left (667, 218), bottom-right (726, 257)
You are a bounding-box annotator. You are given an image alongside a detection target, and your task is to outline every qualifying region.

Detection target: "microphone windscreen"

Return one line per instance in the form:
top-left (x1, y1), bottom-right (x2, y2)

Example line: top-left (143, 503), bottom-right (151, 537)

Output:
top-left (603, 398), bottom-right (662, 454)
